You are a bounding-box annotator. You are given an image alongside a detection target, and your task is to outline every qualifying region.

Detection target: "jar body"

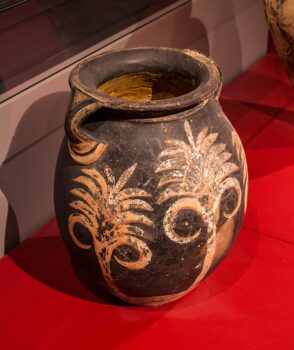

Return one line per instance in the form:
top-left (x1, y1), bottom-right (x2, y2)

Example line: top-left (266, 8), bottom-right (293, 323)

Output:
top-left (54, 48), bottom-right (248, 306)
top-left (264, 0), bottom-right (294, 85)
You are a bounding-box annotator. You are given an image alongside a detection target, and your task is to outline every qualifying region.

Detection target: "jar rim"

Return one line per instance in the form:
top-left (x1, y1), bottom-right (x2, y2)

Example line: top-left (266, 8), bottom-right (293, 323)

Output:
top-left (69, 47), bottom-right (221, 114)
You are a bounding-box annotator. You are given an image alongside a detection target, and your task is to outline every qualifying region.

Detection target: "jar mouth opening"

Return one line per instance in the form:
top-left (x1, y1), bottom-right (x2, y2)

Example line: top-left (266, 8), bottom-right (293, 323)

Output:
top-left (70, 47), bottom-right (221, 114)
top-left (97, 71), bottom-right (198, 103)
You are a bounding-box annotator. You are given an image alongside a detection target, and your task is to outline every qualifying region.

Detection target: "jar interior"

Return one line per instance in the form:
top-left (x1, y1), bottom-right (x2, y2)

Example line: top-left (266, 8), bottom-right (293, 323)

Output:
top-left (97, 72), bottom-right (197, 101)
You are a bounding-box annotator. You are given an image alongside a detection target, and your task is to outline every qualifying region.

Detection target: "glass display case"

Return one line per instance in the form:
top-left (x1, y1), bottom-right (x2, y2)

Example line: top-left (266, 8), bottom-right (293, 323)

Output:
top-left (0, 0), bottom-right (183, 100)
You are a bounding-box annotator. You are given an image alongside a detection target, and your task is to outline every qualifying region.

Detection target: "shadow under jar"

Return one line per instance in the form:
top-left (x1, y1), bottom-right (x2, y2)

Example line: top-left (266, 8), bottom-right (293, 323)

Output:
top-left (54, 47), bottom-right (248, 306)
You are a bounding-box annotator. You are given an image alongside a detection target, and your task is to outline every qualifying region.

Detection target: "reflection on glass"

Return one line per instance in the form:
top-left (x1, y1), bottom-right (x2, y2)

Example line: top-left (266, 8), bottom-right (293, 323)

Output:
top-left (0, 0), bottom-right (180, 97)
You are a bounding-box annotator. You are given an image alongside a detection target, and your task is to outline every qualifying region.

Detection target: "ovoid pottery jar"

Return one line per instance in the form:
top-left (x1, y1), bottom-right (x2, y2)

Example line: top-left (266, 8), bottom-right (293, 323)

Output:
top-left (54, 48), bottom-right (248, 306)
top-left (264, 0), bottom-right (294, 85)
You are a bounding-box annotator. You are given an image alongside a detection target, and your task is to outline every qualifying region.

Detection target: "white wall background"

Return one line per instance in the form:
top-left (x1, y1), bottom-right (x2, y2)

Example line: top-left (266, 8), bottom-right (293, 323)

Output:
top-left (0, 0), bottom-right (268, 257)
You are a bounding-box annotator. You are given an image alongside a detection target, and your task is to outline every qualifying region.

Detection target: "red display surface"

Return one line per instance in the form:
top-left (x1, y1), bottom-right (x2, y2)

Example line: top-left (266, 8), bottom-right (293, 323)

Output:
top-left (1, 52), bottom-right (294, 349)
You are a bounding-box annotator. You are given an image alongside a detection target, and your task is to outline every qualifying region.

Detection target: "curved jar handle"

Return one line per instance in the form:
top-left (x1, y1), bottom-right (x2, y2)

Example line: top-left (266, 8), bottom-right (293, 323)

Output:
top-left (64, 88), bottom-right (106, 165)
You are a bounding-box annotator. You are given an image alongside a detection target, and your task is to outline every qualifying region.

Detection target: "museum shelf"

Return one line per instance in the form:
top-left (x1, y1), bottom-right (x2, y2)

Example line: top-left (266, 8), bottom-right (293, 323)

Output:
top-left (0, 51), bottom-right (293, 349)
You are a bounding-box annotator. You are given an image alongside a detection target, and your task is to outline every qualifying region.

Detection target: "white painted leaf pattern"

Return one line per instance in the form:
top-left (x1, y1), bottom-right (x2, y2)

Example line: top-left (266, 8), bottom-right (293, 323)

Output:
top-left (68, 163), bottom-right (154, 296)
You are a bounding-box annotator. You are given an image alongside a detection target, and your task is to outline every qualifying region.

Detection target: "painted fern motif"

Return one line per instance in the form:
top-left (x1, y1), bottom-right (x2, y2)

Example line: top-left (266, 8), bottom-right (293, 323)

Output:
top-left (231, 130), bottom-right (248, 211)
top-left (155, 119), bottom-right (242, 290)
top-left (156, 120), bottom-right (241, 219)
top-left (68, 163), bottom-right (154, 295)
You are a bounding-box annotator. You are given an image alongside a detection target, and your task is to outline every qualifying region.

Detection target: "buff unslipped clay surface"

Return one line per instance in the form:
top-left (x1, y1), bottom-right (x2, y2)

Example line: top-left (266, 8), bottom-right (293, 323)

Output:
top-left (54, 48), bottom-right (248, 306)
top-left (264, 0), bottom-right (294, 86)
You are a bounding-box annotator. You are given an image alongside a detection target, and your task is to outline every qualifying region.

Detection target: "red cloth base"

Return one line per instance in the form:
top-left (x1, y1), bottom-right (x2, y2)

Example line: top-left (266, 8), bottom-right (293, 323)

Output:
top-left (221, 54), bottom-right (294, 115)
top-left (245, 101), bottom-right (294, 243)
top-left (1, 53), bottom-right (294, 349)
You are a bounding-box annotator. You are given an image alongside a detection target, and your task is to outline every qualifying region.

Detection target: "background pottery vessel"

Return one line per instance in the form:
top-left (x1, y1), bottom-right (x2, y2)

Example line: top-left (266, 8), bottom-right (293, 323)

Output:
top-left (264, 0), bottom-right (294, 85)
top-left (54, 48), bottom-right (248, 306)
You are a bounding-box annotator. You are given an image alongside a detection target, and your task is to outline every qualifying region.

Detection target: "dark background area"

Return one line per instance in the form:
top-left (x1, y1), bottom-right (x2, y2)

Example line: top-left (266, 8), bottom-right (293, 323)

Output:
top-left (0, 0), bottom-right (180, 94)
